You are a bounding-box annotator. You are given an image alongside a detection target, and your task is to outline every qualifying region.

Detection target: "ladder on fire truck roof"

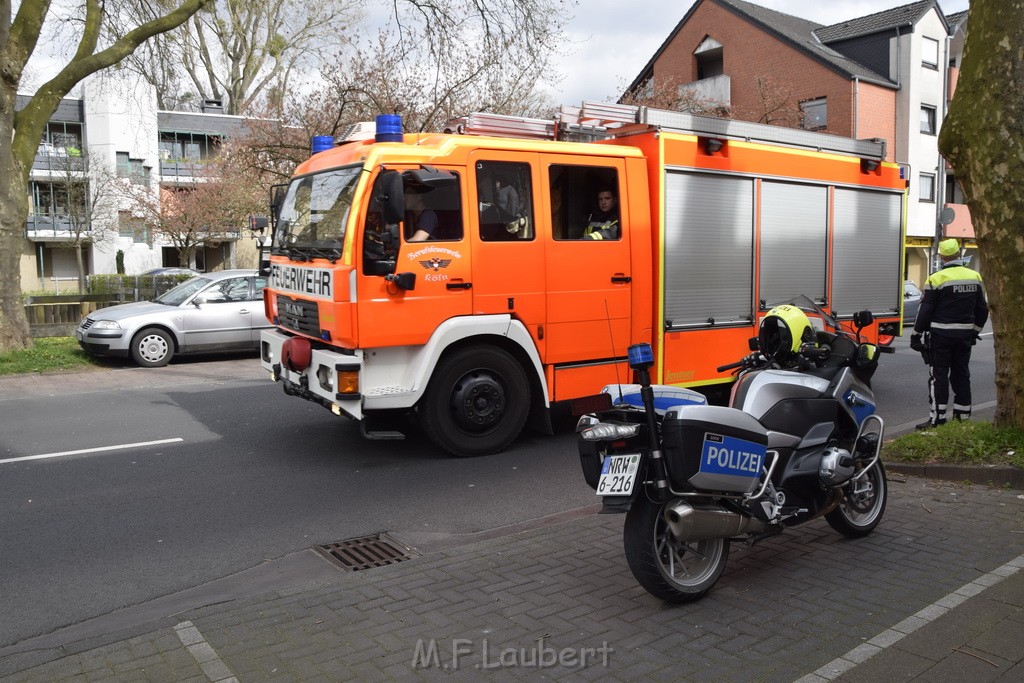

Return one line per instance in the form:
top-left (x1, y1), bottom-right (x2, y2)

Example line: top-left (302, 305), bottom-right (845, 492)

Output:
top-left (447, 100), bottom-right (886, 161)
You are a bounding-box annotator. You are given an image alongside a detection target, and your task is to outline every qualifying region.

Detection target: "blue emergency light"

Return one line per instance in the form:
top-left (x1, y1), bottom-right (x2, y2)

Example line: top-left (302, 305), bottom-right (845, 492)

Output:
top-left (310, 135), bottom-right (334, 154)
top-left (375, 114), bottom-right (403, 142)
top-left (628, 343), bottom-right (654, 371)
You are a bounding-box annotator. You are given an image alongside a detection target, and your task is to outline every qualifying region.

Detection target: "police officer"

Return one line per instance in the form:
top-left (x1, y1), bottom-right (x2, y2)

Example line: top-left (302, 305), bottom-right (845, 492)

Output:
top-left (912, 238), bottom-right (988, 429)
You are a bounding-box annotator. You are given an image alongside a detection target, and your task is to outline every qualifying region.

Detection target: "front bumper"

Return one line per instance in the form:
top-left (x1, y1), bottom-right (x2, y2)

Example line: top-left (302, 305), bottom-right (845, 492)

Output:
top-left (75, 326), bottom-right (129, 357)
top-left (260, 329), bottom-right (364, 420)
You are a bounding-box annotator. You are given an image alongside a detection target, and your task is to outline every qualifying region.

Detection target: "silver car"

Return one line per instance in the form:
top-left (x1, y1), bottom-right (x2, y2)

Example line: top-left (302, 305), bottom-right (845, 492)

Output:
top-left (76, 270), bottom-right (272, 367)
top-left (903, 280), bottom-right (922, 326)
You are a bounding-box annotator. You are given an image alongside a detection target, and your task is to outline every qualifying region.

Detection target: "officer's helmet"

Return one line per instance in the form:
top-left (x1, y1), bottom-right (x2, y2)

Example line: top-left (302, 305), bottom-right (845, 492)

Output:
top-left (759, 304), bottom-right (814, 361)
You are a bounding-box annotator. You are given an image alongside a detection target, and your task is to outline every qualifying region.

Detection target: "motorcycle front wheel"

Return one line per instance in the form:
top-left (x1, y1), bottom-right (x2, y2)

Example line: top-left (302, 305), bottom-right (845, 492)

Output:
top-left (826, 461), bottom-right (888, 538)
top-left (623, 496), bottom-right (730, 604)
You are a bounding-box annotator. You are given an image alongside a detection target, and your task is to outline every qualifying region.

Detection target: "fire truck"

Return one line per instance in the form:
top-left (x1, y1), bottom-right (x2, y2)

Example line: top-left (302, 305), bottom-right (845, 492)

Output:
top-left (259, 101), bottom-right (907, 456)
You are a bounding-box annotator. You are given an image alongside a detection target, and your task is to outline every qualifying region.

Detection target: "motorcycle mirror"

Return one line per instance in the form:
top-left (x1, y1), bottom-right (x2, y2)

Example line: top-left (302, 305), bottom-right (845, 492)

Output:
top-left (852, 310), bottom-right (874, 329)
top-left (748, 336), bottom-right (760, 352)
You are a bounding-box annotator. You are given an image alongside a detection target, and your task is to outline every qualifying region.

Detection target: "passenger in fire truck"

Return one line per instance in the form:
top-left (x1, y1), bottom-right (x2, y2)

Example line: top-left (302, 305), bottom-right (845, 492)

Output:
top-left (582, 187), bottom-right (620, 240)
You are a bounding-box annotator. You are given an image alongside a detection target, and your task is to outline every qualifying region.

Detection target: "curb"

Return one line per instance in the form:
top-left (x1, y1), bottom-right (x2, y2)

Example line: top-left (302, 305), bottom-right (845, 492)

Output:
top-left (886, 462), bottom-right (1024, 489)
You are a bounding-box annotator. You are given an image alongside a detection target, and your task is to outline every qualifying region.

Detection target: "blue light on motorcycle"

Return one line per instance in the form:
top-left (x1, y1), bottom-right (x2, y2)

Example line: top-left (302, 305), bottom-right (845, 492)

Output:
top-left (580, 422), bottom-right (641, 441)
top-left (628, 343), bottom-right (654, 370)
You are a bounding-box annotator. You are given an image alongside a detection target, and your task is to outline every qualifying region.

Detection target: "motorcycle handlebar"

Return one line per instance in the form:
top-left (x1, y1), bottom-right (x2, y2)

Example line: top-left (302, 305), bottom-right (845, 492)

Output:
top-left (716, 359), bottom-right (745, 373)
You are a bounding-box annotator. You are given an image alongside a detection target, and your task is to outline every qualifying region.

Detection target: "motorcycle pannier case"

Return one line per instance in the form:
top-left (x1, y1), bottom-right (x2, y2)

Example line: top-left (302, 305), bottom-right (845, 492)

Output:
top-left (661, 404), bottom-right (769, 494)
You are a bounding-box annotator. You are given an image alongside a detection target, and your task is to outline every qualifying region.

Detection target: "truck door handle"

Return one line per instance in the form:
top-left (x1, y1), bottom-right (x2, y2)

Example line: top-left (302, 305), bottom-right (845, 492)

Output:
top-left (446, 282), bottom-right (472, 290)
top-left (611, 276), bottom-right (631, 284)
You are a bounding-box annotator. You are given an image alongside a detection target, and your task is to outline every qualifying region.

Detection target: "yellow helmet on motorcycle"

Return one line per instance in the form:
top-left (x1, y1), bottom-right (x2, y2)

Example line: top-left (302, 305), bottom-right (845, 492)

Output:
top-left (759, 304), bottom-right (814, 360)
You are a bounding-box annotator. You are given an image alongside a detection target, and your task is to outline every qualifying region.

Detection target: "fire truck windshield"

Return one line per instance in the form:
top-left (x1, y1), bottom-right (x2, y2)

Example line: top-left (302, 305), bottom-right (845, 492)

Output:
top-left (274, 165), bottom-right (361, 258)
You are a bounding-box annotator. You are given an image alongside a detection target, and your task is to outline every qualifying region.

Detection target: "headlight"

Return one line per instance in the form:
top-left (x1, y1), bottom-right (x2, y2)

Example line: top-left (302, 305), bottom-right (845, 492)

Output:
top-left (91, 320), bottom-right (122, 330)
top-left (579, 422), bottom-right (641, 441)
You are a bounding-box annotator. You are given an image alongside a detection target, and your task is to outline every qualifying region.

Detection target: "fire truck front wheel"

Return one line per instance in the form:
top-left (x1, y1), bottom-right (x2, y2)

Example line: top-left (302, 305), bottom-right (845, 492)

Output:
top-left (420, 346), bottom-right (530, 457)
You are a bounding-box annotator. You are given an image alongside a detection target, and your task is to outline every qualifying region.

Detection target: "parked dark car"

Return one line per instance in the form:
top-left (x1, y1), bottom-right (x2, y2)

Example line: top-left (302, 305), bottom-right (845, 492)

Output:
top-left (903, 280), bottom-right (922, 326)
top-left (76, 270), bottom-right (272, 367)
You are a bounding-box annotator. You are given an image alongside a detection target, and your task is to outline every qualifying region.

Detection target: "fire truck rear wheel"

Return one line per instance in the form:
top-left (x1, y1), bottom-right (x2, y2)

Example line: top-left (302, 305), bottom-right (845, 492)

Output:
top-left (421, 346), bottom-right (530, 457)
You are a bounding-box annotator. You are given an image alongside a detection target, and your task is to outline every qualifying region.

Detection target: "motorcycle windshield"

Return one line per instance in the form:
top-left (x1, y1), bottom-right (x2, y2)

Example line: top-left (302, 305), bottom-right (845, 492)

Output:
top-left (765, 294), bottom-right (841, 333)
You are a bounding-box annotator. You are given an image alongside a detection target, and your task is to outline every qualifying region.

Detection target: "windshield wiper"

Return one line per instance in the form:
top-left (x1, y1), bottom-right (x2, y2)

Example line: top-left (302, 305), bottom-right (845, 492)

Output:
top-left (307, 247), bottom-right (341, 263)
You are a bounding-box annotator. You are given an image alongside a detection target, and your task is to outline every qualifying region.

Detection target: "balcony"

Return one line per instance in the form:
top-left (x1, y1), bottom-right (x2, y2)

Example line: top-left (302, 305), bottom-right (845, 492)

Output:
top-left (679, 75), bottom-right (731, 107)
top-left (160, 159), bottom-right (211, 180)
top-left (32, 145), bottom-right (87, 174)
top-left (25, 214), bottom-right (91, 242)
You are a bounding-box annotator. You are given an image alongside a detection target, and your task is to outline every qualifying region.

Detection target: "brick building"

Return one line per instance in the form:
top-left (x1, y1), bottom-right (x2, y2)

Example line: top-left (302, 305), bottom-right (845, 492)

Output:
top-left (626, 0), bottom-right (972, 287)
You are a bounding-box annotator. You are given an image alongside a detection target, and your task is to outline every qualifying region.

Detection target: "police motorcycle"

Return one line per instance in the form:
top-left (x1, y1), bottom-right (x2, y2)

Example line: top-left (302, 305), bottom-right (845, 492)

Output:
top-left (577, 297), bottom-right (893, 603)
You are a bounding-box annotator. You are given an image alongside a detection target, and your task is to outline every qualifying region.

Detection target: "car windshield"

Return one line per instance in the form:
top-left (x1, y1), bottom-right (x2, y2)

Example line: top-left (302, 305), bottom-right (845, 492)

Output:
top-left (154, 276), bottom-right (213, 305)
top-left (274, 165), bottom-right (361, 257)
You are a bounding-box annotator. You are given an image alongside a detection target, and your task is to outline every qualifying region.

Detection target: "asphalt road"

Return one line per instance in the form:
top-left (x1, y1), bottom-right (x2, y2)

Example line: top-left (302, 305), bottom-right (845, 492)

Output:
top-left (0, 334), bottom-right (996, 648)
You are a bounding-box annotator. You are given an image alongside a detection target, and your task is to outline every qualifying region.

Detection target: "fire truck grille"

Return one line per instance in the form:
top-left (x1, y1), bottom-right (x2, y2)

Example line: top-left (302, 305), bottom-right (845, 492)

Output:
top-left (276, 294), bottom-right (321, 337)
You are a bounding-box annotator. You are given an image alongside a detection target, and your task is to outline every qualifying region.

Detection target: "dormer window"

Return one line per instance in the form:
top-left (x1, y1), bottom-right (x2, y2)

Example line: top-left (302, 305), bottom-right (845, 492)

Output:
top-left (695, 36), bottom-right (724, 80)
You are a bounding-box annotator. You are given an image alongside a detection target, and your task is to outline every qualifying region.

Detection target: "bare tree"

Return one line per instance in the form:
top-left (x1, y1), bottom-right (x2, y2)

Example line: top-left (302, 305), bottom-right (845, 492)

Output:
top-left (48, 147), bottom-right (121, 293)
top-left (619, 76), bottom-right (730, 116)
top-left (939, 1), bottom-right (1024, 428)
top-left (0, 0), bottom-right (213, 353)
top-left (122, 151), bottom-right (265, 268)
top-left (108, 0), bottom-right (361, 114)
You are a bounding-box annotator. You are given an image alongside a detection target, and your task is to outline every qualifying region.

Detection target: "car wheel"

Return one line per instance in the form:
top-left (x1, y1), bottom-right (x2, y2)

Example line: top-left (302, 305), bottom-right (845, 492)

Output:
top-left (131, 327), bottom-right (174, 368)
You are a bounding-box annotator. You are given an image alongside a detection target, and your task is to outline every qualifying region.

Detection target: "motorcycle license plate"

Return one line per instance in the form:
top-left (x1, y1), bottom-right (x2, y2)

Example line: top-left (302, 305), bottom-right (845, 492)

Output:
top-left (596, 454), bottom-right (640, 497)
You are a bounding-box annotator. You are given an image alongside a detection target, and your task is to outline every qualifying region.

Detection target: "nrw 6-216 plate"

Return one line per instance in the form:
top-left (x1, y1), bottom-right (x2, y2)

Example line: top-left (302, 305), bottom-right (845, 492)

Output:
top-left (597, 453), bottom-right (641, 497)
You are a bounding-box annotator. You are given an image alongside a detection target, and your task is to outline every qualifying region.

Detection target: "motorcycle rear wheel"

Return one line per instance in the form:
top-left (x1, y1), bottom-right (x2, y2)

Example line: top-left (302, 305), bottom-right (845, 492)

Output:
top-left (623, 496), bottom-right (729, 604)
top-left (826, 461), bottom-right (888, 538)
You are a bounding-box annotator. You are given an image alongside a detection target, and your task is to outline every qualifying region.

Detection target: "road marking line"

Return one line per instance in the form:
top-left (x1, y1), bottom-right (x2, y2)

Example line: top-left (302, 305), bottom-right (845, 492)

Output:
top-left (175, 620), bottom-right (238, 682)
top-left (0, 438), bottom-right (183, 465)
top-left (794, 550), bottom-right (1024, 682)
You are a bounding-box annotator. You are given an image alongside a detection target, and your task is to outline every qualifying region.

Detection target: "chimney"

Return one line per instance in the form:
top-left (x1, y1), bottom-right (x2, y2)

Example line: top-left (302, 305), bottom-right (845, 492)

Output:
top-left (201, 99), bottom-right (224, 114)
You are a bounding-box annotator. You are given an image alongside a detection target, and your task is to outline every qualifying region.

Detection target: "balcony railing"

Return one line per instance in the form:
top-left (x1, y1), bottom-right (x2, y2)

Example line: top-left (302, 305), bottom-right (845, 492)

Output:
top-left (160, 159), bottom-right (210, 178)
top-left (32, 146), bottom-right (87, 174)
top-left (25, 214), bottom-right (91, 241)
top-left (679, 74), bottom-right (732, 107)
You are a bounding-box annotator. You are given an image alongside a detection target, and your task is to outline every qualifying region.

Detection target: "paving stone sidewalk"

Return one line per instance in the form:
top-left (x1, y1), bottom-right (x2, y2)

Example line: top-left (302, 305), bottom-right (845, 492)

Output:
top-left (2, 473), bottom-right (1024, 682)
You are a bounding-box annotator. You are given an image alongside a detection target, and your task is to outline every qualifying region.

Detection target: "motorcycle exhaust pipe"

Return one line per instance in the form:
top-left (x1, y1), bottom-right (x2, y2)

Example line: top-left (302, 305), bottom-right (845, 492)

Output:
top-left (664, 500), bottom-right (769, 540)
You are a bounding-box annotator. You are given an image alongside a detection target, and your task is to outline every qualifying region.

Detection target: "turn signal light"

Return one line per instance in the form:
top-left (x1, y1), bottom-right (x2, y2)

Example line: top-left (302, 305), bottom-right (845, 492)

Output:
top-left (337, 371), bottom-right (359, 395)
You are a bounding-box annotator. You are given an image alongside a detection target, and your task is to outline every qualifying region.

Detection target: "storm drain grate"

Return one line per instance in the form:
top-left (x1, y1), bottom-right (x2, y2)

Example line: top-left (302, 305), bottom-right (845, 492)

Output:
top-left (314, 533), bottom-right (415, 571)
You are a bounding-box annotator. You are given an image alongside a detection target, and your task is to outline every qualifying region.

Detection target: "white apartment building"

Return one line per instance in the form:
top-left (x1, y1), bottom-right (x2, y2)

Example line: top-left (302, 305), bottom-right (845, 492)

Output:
top-left (19, 73), bottom-right (258, 292)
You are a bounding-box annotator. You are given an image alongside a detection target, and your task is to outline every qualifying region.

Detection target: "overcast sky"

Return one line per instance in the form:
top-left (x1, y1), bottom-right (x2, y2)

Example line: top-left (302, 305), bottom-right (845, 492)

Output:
top-left (542, 0), bottom-right (970, 105)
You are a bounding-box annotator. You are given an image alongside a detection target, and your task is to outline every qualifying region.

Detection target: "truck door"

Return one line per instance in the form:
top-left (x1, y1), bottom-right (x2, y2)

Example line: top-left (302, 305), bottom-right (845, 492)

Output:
top-left (542, 158), bottom-right (632, 393)
top-left (356, 167), bottom-right (473, 348)
top-left (468, 154), bottom-right (546, 351)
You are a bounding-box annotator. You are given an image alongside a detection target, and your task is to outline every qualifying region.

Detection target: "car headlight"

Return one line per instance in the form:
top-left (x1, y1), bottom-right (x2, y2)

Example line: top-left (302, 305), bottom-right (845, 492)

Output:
top-left (91, 320), bottom-right (122, 330)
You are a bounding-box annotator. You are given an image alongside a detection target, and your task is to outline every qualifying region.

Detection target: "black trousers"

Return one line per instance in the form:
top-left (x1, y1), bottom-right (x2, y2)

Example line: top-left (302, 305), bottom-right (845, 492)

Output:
top-left (927, 333), bottom-right (974, 423)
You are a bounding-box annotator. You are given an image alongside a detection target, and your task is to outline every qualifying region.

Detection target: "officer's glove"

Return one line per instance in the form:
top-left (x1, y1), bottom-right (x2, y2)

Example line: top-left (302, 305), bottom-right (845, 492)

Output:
top-left (910, 333), bottom-right (924, 352)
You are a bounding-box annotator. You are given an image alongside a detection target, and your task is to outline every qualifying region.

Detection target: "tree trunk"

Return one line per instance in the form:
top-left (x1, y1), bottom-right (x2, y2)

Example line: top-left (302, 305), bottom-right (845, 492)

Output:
top-left (0, 98), bottom-right (32, 351)
top-left (939, 0), bottom-right (1024, 427)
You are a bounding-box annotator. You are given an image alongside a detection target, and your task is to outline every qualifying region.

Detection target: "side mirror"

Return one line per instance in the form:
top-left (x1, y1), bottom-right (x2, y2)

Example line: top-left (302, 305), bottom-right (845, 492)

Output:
top-left (192, 294), bottom-right (206, 307)
top-left (748, 336), bottom-right (760, 352)
top-left (377, 171), bottom-right (405, 225)
top-left (367, 259), bottom-right (397, 276)
top-left (385, 272), bottom-right (416, 291)
top-left (852, 310), bottom-right (874, 328)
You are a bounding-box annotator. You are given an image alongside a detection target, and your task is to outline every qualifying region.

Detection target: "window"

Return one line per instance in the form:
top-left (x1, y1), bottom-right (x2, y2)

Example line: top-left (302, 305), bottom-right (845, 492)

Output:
top-left (159, 132), bottom-right (222, 162)
top-left (800, 98), bottom-right (827, 130)
top-left (549, 165), bottom-right (621, 241)
top-left (38, 122), bottom-right (83, 156)
top-left (922, 37), bottom-right (939, 68)
top-left (402, 172), bottom-right (462, 242)
top-left (919, 173), bottom-right (936, 202)
top-left (694, 37), bottom-right (724, 80)
top-left (920, 105), bottom-right (937, 134)
top-left (476, 161), bottom-right (534, 241)
top-left (116, 151), bottom-right (150, 185)
top-left (118, 211), bottom-right (147, 242)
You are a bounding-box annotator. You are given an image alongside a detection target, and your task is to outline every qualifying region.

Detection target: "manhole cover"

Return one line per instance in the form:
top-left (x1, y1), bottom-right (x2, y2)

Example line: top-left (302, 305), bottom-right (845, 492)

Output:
top-left (314, 533), bottom-right (415, 571)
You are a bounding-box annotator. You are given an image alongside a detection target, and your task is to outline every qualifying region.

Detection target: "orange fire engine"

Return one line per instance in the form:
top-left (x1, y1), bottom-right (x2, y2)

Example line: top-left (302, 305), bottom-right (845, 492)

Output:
top-left (259, 102), bottom-right (907, 456)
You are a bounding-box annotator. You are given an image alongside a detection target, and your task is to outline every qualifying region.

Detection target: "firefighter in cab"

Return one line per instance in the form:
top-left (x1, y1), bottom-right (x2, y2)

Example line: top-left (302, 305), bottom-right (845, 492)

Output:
top-left (583, 187), bottom-right (620, 240)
